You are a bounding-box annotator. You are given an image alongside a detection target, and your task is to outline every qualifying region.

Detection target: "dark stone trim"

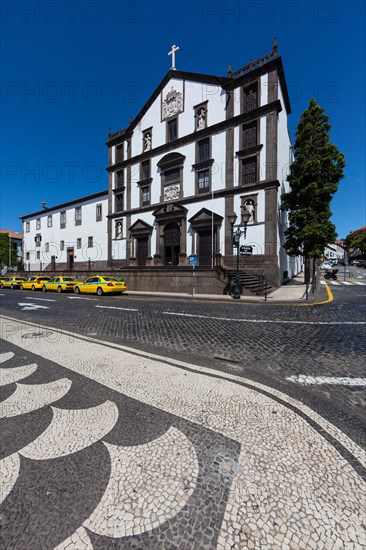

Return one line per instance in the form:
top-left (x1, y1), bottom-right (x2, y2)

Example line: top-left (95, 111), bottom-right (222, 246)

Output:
top-left (136, 177), bottom-right (153, 187)
top-left (235, 144), bottom-right (263, 158)
top-left (157, 152), bottom-right (186, 170)
top-left (193, 99), bottom-right (208, 110)
top-left (106, 101), bottom-right (282, 172)
top-left (191, 159), bottom-right (214, 170)
top-left (112, 186), bottom-right (126, 193)
top-left (20, 191), bottom-right (108, 220)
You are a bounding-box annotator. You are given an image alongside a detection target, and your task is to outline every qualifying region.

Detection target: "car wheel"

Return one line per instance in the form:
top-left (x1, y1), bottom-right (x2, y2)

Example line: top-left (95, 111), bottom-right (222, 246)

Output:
top-left (32, 285), bottom-right (36, 291)
top-left (0, 284), bottom-right (3, 289)
top-left (57, 286), bottom-right (62, 293)
top-left (96, 287), bottom-right (103, 296)
top-left (11, 284), bottom-right (14, 290)
top-left (42, 285), bottom-right (47, 292)
top-left (75, 286), bottom-right (80, 294)
top-left (20, 285), bottom-right (24, 290)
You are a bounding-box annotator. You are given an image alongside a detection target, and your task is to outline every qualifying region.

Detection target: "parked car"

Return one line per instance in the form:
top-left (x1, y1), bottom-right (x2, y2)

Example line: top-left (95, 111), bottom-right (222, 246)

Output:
top-left (1, 276), bottom-right (27, 289)
top-left (74, 276), bottom-right (127, 296)
top-left (21, 276), bottom-right (52, 290)
top-left (320, 262), bottom-right (333, 270)
top-left (352, 259), bottom-right (366, 267)
top-left (42, 276), bottom-right (82, 293)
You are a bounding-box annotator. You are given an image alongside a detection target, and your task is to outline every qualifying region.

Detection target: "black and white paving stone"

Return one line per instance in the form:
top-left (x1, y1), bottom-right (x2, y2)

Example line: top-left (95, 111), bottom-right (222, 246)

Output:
top-left (0, 316), bottom-right (365, 549)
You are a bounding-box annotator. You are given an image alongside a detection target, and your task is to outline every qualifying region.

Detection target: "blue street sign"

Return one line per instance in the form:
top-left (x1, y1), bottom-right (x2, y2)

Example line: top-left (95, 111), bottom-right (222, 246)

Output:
top-left (189, 255), bottom-right (198, 266)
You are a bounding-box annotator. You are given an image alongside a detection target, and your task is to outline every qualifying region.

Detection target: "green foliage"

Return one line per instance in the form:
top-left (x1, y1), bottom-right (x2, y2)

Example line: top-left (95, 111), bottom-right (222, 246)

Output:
top-left (281, 98), bottom-right (345, 258)
top-left (344, 228), bottom-right (366, 256)
top-left (0, 233), bottom-right (18, 268)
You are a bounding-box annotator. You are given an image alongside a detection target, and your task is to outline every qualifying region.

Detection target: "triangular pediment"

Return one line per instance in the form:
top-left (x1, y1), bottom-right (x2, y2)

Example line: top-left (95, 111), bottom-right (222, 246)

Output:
top-left (189, 208), bottom-right (223, 228)
top-left (108, 70), bottom-right (229, 145)
top-left (153, 202), bottom-right (188, 222)
top-left (129, 219), bottom-right (153, 235)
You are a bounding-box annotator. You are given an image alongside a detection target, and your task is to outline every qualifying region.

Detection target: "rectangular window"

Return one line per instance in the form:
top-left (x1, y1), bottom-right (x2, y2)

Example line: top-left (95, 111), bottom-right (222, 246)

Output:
top-left (36, 251), bottom-right (40, 260)
top-left (47, 215), bottom-right (52, 227)
top-left (242, 122), bottom-right (257, 149)
top-left (75, 206), bottom-right (82, 225)
top-left (141, 160), bottom-right (150, 180)
top-left (25, 222), bottom-right (30, 233)
top-left (198, 138), bottom-right (210, 162)
top-left (142, 186), bottom-right (150, 206)
top-left (115, 193), bottom-right (123, 212)
top-left (116, 170), bottom-right (124, 188)
top-left (242, 157), bottom-right (257, 184)
top-left (198, 170), bottom-right (210, 193)
top-left (88, 236), bottom-right (93, 248)
top-left (45, 242), bottom-right (49, 253)
top-left (36, 218), bottom-right (41, 230)
top-left (60, 240), bottom-right (64, 251)
top-left (26, 252), bottom-right (30, 261)
top-left (60, 211), bottom-right (66, 229)
top-left (77, 238), bottom-right (82, 249)
top-left (96, 203), bottom-right (102, 221)
top-left (116, 144), bottom-right (123, 163)
top-left (243, 82), bottom-right (258, 113)
top-left (167, 118), bottom-right (178, 142)
top-left (35, 234), bottom-right (42, 247)
top-left (165, 168), bottom-right (180, 183)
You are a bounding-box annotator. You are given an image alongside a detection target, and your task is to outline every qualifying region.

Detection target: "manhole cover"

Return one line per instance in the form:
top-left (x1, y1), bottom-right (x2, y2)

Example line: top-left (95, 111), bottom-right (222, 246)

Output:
top-left (22, 331), bottom-right (54, 339)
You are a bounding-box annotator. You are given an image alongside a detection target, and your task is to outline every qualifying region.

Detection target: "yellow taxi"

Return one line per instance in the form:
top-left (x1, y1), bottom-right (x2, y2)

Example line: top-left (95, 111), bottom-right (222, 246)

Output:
top-left (74, 276), bottom-right (127, 296)
top-left (21, 276), bottom-right (52, 291)
top-left (42, 276), bottom-right (82, 293)
top-left (1, 276), bottom-right (27, 289)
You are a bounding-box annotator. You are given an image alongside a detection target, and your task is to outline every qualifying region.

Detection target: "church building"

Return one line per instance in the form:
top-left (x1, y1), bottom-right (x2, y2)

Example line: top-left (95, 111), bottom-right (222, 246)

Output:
top-left (106, 39), bottom-right (299, 290)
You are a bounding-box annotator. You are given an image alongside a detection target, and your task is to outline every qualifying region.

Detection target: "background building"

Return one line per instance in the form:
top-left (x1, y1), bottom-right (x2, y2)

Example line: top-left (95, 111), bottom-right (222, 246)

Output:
top-left (20, 192), bottom-right (108, 273)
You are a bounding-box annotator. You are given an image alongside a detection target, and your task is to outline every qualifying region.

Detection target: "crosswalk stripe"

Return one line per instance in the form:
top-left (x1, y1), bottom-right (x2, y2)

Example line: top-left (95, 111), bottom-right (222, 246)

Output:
top-left (354, 282), bottom-right (366, 286)
top-left (328, 281), bottom-right (340, 285)
top-left (341, 281), bottom-right (353, 285)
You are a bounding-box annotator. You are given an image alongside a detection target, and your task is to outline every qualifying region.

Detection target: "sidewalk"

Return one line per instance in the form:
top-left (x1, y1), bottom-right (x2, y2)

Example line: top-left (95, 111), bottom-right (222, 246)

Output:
top-left (125, 272), bottom-right (326, 303)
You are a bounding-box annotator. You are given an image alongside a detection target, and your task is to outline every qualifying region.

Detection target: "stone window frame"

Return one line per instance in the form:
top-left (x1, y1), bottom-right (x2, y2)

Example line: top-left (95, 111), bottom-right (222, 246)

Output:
top-left (142, 128), bottom-right (152, 152)
top-left (157, 153), bottom-right (185, 203)
top-left (197, 169), bottom-right (210, 194)
top-left (88, 236), bottom-right (93, 248)
top-left (96, 203), bottom-right (102, 222)
top-left (166, 116), bottom-right (178, 143)
top-left (116, 143), bottom-right (124, 164)
top-left (115, 169), bottom-right (124, 189)
top-left (114, 190), bottom-right (124, 213)
top-left (140, 159), bottom-right (151, 180)
top-left (26, 251), bottom-right (30, 261)
top-left (36, 218), bottom-right (41, 230)
top-left (241, 79), bottom-right (260, 114)
top-left (36, 251), bottom-right (40, 260)
top-left (241, 156), bottom-right (259, 185)
top-left (25, 222), bottom-right (30, 233)
top-left (240, 193), bottom-right (258, 225)
top-left (196, 137), bottom-right (211, 163)
top-left (193, 100), bottom-right (208, 132)
top-left (60, 240), bottom-right (65, 251)
top-left (141, 185), bottom-right (151, 207)
top-left (47, 215), bottom-right (52, 228)
top-left (76, 238), bottom-right (82, 249)
top-left (75, 206), bottom-right (82, 226)
top-left (240, 120), bottom-right (260, 151)
top-left (60, 210), bottom-right (66, 229)
top-left (35, 233), bottom-right (42, 248)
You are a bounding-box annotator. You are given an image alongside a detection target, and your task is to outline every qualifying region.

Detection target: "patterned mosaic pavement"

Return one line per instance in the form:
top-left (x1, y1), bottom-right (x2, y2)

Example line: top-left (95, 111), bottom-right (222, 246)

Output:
top-left (0, 316), bottom-right (365, 549)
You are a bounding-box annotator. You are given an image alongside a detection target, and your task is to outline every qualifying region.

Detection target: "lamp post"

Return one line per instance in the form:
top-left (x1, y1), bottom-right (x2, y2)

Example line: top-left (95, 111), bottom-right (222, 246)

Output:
top-left (228, 209), bottom-right (251, 300)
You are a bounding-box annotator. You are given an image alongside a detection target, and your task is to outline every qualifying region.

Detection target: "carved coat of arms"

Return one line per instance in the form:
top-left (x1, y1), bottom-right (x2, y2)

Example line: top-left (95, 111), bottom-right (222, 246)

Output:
top-left (162, 87), bottom-right (183, 120)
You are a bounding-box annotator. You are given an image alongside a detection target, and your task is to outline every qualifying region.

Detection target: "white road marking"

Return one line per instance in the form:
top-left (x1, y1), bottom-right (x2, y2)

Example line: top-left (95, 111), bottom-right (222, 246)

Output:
top-left (96, 305), bottom-right (138, 311)
top-left (24, 297), bottom-right (56, 302)
top-left (67, 296), bottom-right (98, 301)
top-left (341, 281), bottom-right (353, 285)
top-left (354, 282), bottom-right (366, 286)
top-left (328, 281), bottom-right (340, 285)
top-left (162, 312), bottom-right (366, 325)
top-left (18, 303), bottom-right (49, 311)
top-left (286, 375), bottom-right (366, 386)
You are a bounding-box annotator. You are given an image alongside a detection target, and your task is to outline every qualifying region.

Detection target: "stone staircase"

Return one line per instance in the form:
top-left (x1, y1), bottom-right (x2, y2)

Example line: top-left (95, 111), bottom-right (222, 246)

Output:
top-left (222, 270), bottom-right (273, 296)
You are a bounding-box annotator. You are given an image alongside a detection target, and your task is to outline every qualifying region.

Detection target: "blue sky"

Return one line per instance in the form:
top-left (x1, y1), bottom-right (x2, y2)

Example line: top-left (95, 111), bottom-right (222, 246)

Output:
top-left (1, 0), bottom-right (365, 239)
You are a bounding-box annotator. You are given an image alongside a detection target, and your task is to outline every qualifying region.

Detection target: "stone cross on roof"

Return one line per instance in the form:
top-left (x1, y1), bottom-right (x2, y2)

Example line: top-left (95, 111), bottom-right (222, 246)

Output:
top-left (168, 45), bottom-right (180, 70)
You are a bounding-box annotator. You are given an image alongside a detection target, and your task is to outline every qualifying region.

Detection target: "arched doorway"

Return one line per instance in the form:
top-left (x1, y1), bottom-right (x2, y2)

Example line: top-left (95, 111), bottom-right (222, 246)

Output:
top-left (164, 222), bottom-right (180, 266)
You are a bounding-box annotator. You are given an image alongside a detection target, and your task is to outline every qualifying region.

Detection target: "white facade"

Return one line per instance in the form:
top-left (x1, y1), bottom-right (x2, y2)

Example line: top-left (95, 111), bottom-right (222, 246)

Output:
top-left (21, 192), bottom-right (108, 272)
top-left (106, 41), bottom-right (300, 286)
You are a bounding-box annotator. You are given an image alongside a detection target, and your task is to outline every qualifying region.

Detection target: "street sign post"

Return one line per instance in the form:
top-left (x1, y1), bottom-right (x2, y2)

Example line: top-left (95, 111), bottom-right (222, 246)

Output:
top-left (189, 256), bottom-right (198, 296)
top-left (239, 245), bottom-right (253, 256)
